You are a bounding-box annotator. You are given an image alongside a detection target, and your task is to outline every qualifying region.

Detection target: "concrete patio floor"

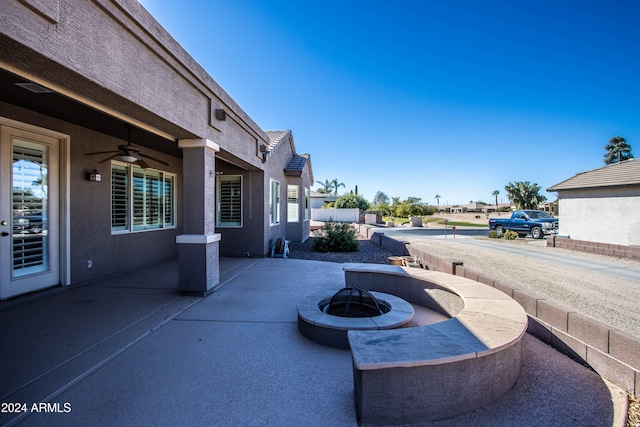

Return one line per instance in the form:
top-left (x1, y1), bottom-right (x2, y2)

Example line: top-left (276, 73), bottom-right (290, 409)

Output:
top-left (0, 258), bottom-right (627, 426)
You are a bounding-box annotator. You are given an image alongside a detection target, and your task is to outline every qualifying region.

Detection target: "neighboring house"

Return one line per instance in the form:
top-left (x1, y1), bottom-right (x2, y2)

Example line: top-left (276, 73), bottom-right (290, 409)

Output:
top-left (484, 203), bottom-right (513, 214)
top-left (539, 200), bottom-right (558, 216)
top-left (450, 202), bottom-right (488, 213)
top-left (466, 202), bottom-right (489, 213)
top-left (548, 159), bottom-right (640, 247)
top-left (0, 0), bottom-right (312, 300)
top-left (309, 190), bottom-right (338, 209)
top-left (450, 206), bottom-right (467, 213)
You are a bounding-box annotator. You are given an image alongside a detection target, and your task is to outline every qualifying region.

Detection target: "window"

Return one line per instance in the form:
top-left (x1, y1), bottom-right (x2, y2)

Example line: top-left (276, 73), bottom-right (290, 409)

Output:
top-left (217, 175), bottom-right (242, 227)
top-left (111, 163), bottom-right (175, 233)
top-left (287, 185), bottom-right (299, 222)
top-left (111, 165), bottom-right (129, 231)
top-left (164, 175), bottom-right (174, 226)
top-left (304, 188), bottom-right (310, 220)
top-left (270, 179), bottom-right (280, 225)
top-left (132, 168), bottom-right (162, 230)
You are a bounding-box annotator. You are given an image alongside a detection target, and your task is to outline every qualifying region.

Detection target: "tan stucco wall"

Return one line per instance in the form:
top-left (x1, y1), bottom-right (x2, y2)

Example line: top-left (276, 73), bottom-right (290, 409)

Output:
top-left (557, 187), bottom-right (640, 246)
top-left (1, 0), bottom-right (313, 263)
top-left (0, 0), bottom-right (269, 165)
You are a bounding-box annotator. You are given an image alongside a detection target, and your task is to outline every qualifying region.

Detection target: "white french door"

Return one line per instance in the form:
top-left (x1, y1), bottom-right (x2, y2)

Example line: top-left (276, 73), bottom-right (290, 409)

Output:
top-left (0, 125), bottom-right (60, 299)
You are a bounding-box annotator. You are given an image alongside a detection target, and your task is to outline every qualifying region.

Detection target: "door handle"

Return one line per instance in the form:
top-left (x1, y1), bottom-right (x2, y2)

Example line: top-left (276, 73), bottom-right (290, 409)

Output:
top-left (1, 232), bottom-right (9, 237)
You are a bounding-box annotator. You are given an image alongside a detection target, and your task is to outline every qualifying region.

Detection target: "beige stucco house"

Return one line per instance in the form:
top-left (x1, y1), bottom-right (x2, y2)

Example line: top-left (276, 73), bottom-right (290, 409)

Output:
top-left (548, 159), bottom-right (640, 248)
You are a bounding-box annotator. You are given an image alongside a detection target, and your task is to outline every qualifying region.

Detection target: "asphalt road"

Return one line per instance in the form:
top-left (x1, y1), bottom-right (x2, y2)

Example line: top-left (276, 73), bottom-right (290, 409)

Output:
top-left (377, 225), bottom-right (640, 339)
top-left (380, 226), bottom-right (640, 282)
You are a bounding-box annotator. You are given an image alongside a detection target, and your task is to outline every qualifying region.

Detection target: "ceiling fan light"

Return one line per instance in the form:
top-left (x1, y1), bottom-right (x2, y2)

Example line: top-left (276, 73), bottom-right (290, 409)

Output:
top-left (119, 155), bottom-right (138, 163)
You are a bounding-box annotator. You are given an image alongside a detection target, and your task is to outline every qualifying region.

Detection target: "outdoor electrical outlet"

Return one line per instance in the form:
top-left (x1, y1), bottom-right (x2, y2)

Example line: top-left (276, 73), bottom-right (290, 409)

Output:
top-left (87, 260), bottom-right (93, 268)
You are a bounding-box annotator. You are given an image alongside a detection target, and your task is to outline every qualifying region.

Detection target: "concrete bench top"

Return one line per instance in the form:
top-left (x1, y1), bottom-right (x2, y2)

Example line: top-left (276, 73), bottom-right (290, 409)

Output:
top-left (343, 263), bottom-right (528, 370)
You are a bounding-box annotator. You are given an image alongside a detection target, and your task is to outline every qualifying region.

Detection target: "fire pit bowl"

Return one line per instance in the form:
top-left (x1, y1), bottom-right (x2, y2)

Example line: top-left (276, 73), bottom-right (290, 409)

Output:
top-left (297, 287), bottom-right (414, 349)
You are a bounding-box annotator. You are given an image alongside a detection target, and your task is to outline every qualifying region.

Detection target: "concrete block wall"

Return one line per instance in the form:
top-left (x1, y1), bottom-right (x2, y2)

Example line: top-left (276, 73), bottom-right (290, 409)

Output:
top-left (311, 208), bottom-right (359, 223)
top-left (455, 258), bottom-right (640, 396)
top-left (356, 224), bottom-right (640, 396)
top-left (549, 236), bottom-right (640, 261)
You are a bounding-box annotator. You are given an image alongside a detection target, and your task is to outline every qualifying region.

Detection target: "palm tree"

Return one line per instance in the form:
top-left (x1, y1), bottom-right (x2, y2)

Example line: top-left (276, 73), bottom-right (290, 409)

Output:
top-left (604, 136), bottom-right (634, 164)
top-left (492, 190), bottom-right (499, 214)
top-left (434, 195), bottom-right (441, 212)
top-left (315, 179), bottom-right (332, 194)
top-left (331, 179), bottom-right (345, 196)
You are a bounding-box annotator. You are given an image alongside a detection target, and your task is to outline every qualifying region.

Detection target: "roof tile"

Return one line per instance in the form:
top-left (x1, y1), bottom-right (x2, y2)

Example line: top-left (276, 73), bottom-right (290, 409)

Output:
top-left (548, 158), bottom-right (640, 191)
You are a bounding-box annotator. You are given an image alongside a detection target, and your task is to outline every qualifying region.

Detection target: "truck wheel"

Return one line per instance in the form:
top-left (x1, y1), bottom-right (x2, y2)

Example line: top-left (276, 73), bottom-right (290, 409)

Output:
top-left (495, 225), bottom-right (504, 237)
top-left (530, 227), bottom-right (543, 239)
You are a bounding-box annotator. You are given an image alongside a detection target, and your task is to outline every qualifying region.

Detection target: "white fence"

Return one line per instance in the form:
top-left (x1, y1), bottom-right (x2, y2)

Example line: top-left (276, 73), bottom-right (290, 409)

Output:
top-left (310, 208), bottom-right (359, 223)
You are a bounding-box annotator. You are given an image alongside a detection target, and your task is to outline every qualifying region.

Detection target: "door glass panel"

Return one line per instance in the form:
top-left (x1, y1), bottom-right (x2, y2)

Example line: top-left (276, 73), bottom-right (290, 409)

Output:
top-left (12, 140), bottom-right (49, 278)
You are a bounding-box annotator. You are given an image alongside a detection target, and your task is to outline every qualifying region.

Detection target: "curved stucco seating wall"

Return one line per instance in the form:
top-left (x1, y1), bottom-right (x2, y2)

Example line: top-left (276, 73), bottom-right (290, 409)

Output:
top-left (354, 223), bottom-right (640, 396)
top-left (343, 264), bottom-right (528, 425)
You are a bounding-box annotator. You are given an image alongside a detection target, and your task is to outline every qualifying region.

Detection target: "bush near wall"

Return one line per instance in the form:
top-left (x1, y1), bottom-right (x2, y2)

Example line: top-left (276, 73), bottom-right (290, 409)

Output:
top-left (313, 222), bottom-right (359, 252)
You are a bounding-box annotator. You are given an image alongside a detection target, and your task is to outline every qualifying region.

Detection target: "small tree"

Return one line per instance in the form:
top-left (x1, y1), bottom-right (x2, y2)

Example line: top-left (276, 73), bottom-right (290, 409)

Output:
top-left (604, 136), bottom-right (633, 164)
top-left (492, 190), bottom-right (499, 213)
top-left (395, 197), bottom-right (433, 218)
top-left (504, 181), bottom-right (546, 210)
top-left (335, 193), bottom-right (370, 213)
top-left (434, 194), bottom-right (441, 212)
top-left (389, 197), bottom-right (401, 218)
top-left (373, 191), bottom-right (390, 206)
top-left (371, 191), bottom-right (391, 216)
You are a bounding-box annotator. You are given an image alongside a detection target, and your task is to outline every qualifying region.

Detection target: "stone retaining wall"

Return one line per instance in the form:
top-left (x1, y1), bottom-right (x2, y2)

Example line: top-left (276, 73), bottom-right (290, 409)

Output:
top-left (549, 235), bottom-right (640, 261)
top-left (355, 224), bottom-right (640, 396)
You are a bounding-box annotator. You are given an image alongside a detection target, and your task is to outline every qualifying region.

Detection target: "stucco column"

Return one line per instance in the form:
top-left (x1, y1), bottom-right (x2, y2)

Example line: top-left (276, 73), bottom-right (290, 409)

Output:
top-left (176, 138), bottom-right (221, 296)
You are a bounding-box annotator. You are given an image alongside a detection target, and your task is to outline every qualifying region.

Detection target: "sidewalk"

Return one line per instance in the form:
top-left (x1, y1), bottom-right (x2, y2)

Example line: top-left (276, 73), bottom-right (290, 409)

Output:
top-left (0, 258), bottom-right (627, 426)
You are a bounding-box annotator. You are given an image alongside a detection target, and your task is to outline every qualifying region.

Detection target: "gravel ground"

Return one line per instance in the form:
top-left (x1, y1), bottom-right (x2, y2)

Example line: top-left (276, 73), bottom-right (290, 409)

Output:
top-left (407, 236), bottom-right (640, 340)
top-left (287, 235), bottom-right (393, 264)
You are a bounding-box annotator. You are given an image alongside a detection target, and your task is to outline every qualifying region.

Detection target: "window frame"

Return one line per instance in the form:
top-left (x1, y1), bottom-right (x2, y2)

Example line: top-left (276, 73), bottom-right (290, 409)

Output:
top-left (287, 184), bottom-right (299, 223)
top-left (111, 161), bottom-right (176, 234)
top-left (216, 174), bottom-right (243, 228)
top-left (269, 179), bottom-right (280, 225)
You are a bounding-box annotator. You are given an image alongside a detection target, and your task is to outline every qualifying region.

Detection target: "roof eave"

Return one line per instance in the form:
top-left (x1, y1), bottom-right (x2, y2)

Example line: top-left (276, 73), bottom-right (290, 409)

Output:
top-left (549, 183), bottom-right (640, 192)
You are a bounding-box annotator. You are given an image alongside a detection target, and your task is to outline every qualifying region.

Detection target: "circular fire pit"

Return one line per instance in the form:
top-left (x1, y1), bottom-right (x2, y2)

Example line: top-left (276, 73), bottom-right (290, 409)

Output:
top-left (320, 286), bottom-right (391, 317)
top-left (297, 287), bottom-right (414, 349)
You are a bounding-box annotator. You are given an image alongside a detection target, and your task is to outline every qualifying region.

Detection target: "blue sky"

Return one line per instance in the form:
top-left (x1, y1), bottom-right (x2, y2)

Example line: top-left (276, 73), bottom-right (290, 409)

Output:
top-left (139, 0), bottom-right (640, 206)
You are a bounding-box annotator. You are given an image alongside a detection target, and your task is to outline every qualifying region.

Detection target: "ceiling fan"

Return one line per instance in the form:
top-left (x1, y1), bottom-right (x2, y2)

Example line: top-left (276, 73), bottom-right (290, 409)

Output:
top-left (85, 126), bottom-right (169, 169)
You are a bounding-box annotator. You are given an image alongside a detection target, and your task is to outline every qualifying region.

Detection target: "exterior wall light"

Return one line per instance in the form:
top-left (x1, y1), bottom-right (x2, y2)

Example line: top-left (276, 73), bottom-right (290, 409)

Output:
top-left (214, 109), bottom-right (226, 121)
top-left (88, 169), bottom-right (101, 181)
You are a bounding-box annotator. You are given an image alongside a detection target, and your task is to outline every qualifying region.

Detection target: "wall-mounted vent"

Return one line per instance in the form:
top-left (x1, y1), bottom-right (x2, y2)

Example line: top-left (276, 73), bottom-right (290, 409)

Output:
top-left (15, 82), bottom-right (53, 94)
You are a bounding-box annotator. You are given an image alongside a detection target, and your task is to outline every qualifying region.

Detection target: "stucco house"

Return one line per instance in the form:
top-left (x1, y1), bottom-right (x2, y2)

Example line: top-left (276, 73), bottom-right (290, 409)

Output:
top-left (0, 0), bottom-right (313, 300)
top-left (547, 159), bottom-right (640, 255)
top-left (309, 190), bottom-right (338, 209)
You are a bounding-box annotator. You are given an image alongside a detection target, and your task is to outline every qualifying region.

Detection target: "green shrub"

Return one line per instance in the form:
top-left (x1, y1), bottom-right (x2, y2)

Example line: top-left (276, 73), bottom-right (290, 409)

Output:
top-left (488, 230), bottom-right (500, 238)
top-left (504, 230), bottom-right (518, 240)
top-left (335, 193), bottom-right (370, 212)
top-left (313, 222), bottom-right (359, 252)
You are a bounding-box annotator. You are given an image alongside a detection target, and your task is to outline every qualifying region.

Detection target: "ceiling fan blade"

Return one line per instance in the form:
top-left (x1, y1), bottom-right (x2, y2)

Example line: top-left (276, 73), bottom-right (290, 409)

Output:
top-left (139, 153), bottom-right (169, 166)
top-left (98, 154), bottom-right (121, 163)
top-left (134, 158), bottom-right (150, 169)
top-left (86, 150), bottom-right (120, 155)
